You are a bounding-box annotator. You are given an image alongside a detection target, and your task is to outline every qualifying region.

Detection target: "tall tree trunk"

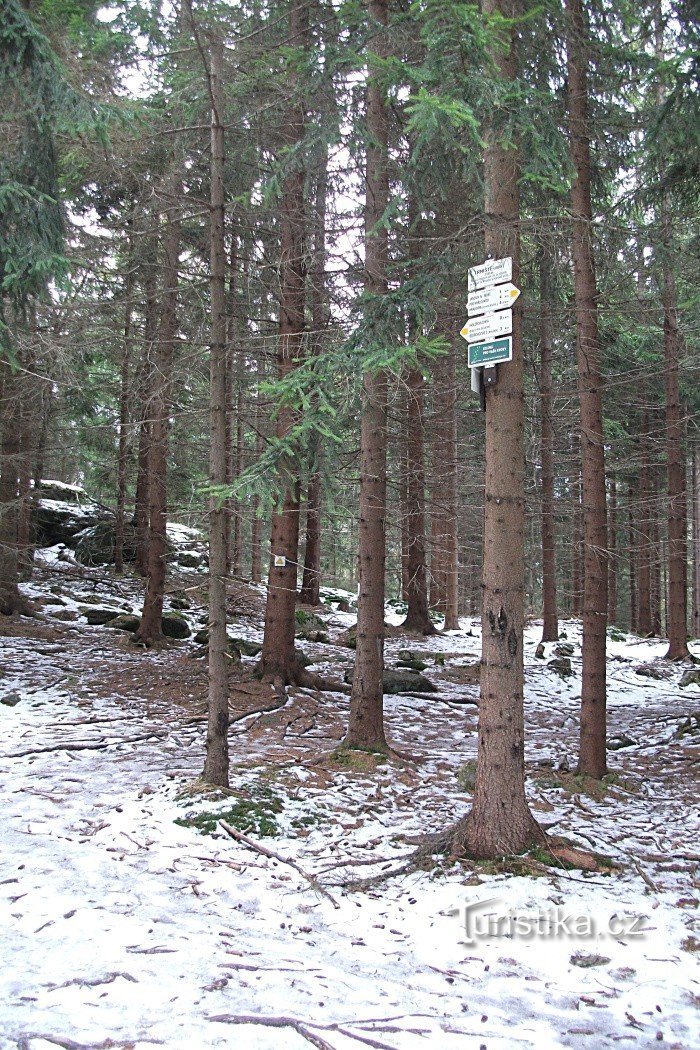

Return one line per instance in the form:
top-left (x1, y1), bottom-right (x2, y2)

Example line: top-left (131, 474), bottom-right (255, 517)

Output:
top-left (260, 1), bottom-right (309, 683)
top-left (433, 311), bottom-right (460, 631)
top-left (692, 443), bottom-right (700, 639)
top-left (402, 364), bottom-right (436, 634)
top-left (650, 464), bottom-right (662, 635)
top-left (637, 410), bottom-right (653, 635)
top-left (539, 249), bottom-right (558, 642)
top-left (608, 473), bottom-right (617, 624)
top-left (203, 40), bottom-right (230, 787)
top-left (628, 499), bottom-right (638, 632)
top-left (660, 203), bottom-right (689, 659)
top-left (299, 145), bottom-right (329, 608)
top-left (136, 176), bottom-right (181, 646)
top-left (115, 225), bottom-right (135, 576)
top-left (224, 233), bottom-right (237, 577)
top-left (571, 470), bottom-right (583, 616)
top-left (448, 0), bottom-right (541, 858)
top-left (300, 454), bottom-right (322, 605)
top-left (566, 0), bottom-right (608, 778)
top-left (134, 255), bottom-right (159, 576)
top-left (342, 0), bottom-right (390, 751)
top-left (0, 360), bottom-right (30, 615)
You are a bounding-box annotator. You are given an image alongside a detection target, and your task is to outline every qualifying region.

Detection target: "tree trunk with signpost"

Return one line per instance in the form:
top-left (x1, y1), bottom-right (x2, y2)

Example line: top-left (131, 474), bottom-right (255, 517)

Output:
top-left (439, 0), bottom-right (543, 859)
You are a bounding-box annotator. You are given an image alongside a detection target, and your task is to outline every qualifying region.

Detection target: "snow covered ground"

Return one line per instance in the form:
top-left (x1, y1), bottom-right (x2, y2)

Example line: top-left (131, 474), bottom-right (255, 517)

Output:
top-left (1, 568), bottom-right (699, 1049)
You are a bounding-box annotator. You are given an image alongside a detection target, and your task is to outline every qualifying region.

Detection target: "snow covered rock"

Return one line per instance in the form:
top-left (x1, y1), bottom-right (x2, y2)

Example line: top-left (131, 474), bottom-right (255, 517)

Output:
top-left (33, 480), bottom-right (110, 547)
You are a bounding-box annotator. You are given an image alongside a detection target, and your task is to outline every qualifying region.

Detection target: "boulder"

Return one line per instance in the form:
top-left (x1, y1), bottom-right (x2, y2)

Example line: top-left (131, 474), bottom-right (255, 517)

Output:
top-left (161, 612), bottom-right (191, 639)
top-left (295, 609), bottom-right (328, 642)
top-left (634, 664), bottom-right (668, 681)
top-left (548, 657), bottom-right (573, 678)
top-left (169, 596), bottom-right (191, 610)
top-left (34, 486), bottom-right (110, 548)
top-left (79, 606), bottom-right (122, 626)
top-left (395, 649), bottom-right (429, 672)
top-left (344, 666), bottom-right (438, 695)
top-left (107, 614), bottom-right (141, 633)
top-left (177, 550), bottom-right (206, 569)
top-left (679, 669), bottom-right (700, 689)
top-left (554, 642), bottom-right (575, 657)
top-left (607, 734), bottom-right (636, 751)
top-left (75, 520), bottom-right (136, 566)
top-left (230, 637), bottom-right (263, 658)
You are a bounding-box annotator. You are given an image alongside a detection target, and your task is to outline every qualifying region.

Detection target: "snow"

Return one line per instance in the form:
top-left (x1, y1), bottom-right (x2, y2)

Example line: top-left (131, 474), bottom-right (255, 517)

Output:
top-left (166, 523), bottom-right (203, 545)
top-left (1, 580), bottom-right (699, 1048)
top-left (35, 498), bottom-right (102, 519)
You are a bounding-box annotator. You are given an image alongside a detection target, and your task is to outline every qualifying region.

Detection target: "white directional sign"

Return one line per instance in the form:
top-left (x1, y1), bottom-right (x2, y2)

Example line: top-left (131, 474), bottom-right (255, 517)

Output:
top-left (461, 308), bottom-right (512, 344)
top-left (467, 282), bottom-right (520, 316)
top-left (468, 256), bottom-right (512, 292)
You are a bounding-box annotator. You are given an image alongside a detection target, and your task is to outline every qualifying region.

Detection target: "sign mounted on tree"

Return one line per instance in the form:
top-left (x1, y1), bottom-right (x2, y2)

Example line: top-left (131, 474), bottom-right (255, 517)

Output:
top-left (468, 256), bottom-right (512, 291)
top-left (460, 308), bottom-right (513, 344)
top-left (467, 283), bottom-right (520, 317)
top-left (468, 337), bottom-right (513, 368)
top-left (273, 555), bottom-right (287, 567)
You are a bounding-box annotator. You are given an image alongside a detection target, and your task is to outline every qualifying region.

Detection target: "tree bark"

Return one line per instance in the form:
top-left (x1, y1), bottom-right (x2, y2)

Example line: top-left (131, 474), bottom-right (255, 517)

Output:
top-left (692, 443), bottom-right (700, 639)
top-left (402, 364), bottom-right (436, 634)
top-left (0, 359), bottom-right (29, 615)
top-left (636, 409), bottom-right (653, 635)
top-left (448, 0), bottom-right (541, 858)
top-left (433, 311), bottom-right (460, 630)
top-left (539, 248), bottom-right (558, 642)
top-left (660, 201), bottom-right (689, 659)
top-left (115, 223), bottom-right (135, 576)
top-left (342, 0), bottom-right (390, 751)
top-left (134, 253), bottom-right (159, 577)
top-left (607, 473), bottom-right (617, 624)
top-left (202, 40), bottom-right (230, 787)
top-left (566, 0), bottom-right (608, 778)
top-left (135, 175), bottom-right (181, 646)
top-left (260, 1), bottom-right (309, 683)
top-left (299, 145), bottom-right (329, 608)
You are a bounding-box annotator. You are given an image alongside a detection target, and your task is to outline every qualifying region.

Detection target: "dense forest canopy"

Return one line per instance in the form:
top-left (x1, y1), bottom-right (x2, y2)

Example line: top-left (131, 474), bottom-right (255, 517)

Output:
top-left (1, 0), bottom-right (699, 788)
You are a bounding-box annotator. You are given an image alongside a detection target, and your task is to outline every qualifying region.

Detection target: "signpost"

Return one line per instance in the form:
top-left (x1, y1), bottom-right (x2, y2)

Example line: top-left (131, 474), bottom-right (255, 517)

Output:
top-left (468, 337), bottom-right (513, 368)
top-left (460, 308), bottom-right (512, 344)
top-left (467, 283), bottom-right (520, 316)
top-left (462, 256), bottom-right (520, 406)
top-left (468, 256), bottom-right (512, 291)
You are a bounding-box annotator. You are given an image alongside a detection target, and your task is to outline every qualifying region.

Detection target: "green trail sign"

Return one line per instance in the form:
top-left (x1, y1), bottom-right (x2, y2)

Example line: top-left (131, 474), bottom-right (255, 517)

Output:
top-left (467, 336), bottom-right (513, 368)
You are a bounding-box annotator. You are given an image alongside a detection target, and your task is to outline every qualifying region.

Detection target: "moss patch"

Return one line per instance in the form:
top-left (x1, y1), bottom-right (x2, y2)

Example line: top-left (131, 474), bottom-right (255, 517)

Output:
top-left (329, 747), bottom-right (388, 772)
top-left (175, 781), bottom-right (283, 838)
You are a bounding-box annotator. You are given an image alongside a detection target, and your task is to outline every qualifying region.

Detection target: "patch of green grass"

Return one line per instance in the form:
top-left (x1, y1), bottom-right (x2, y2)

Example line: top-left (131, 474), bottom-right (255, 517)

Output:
top-left (329, 746), bottom-right (388, 771)
top-left (175, 781), bottom-right (283, 838)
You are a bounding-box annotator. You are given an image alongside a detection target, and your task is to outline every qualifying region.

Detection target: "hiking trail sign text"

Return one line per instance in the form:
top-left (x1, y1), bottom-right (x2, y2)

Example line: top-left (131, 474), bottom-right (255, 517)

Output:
top-left (461, 308), bottom-right (513, 344)
top-left (468, 256), bottom-right (512, 291)
top-left (467, 282), bottom-right (520, 317)
top-left (467, 336), bottom-right (513, 368)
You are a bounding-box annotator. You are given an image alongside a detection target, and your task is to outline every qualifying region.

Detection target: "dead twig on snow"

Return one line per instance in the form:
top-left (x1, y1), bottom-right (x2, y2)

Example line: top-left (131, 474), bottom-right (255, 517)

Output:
top-left (218, 820), bottom-right (340, 910)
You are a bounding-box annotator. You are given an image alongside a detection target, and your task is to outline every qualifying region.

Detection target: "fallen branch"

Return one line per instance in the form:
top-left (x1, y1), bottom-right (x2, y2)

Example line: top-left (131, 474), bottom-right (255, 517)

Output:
top-left (218, 820), bottom-right (340, 910)
top-left (8, 730), bottom-right (169, 759)
top-left (206, 1014), bottom-right (335, 1050)
top-left (54, 972), bottom-right (138, 989)
top-left (16, 1036), bottom-right (162, 1050)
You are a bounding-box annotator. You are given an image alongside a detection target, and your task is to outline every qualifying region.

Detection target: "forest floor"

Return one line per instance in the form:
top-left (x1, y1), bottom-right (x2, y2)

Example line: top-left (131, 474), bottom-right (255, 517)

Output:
top-left (1, 552), bottom-right (699, 1049)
